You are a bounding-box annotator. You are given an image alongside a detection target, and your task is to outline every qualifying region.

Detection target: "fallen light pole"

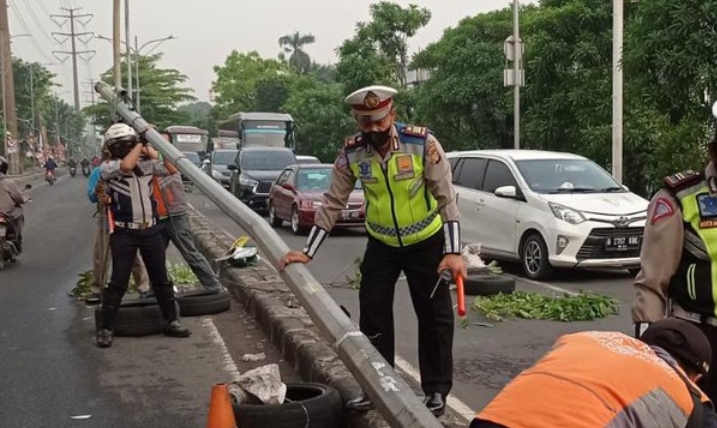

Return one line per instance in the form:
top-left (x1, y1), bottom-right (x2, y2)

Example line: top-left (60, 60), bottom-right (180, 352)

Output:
top-left (94, 81), bottom-right (446, 428)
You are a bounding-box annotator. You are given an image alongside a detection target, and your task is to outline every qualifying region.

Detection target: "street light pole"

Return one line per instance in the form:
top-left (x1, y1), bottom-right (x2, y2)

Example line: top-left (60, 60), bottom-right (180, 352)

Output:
top-left (612, 0), bottom-right (623, 183)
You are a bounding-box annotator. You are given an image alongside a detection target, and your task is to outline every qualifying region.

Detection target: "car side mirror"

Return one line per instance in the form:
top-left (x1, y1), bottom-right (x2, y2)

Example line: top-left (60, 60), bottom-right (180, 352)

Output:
top-left (227, 164), bottom-right (237, 171)
top-left (495, 185), bottom-right (518, 198)
top-left (622, 184), bottom-right (629, 191)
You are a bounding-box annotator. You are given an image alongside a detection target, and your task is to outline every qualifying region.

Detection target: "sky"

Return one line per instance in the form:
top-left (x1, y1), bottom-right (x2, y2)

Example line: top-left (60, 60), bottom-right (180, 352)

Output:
top-left (11, 0), bottom-right (535, 108)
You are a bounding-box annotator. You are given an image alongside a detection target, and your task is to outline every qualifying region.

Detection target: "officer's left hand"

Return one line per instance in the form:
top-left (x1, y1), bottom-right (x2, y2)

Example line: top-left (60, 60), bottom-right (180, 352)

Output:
top-left (438, 254), bottom-right (467, 281)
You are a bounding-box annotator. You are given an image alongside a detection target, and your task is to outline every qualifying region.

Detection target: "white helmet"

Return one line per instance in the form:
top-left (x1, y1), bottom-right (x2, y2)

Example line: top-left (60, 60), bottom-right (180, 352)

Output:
top-left (104, 123), bottom-right (137, 144)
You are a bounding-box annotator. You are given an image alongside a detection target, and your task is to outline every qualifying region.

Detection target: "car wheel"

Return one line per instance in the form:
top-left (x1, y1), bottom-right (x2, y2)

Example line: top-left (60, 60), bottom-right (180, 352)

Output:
top-left (268, 203), bottom-right (282, 227)
top-left (291, 206), bottom-right (307, 235)
top-left (521, 234), bottom-right (553, 280)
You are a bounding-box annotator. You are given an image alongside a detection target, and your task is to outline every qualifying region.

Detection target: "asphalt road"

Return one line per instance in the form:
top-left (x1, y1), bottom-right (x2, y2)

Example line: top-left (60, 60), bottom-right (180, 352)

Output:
top-left (0, 175), bottom-right (297, 428)
top-left (187, 189), bottom-right (636, 423)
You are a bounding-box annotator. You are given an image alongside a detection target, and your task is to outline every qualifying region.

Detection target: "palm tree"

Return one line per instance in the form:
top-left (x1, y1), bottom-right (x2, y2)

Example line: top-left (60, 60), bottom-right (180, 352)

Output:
top-left (278, 32), bottom-right (316, 74)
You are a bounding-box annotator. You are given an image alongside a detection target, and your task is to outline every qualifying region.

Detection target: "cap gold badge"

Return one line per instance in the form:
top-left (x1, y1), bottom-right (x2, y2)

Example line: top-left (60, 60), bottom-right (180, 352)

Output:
top-left (363, 91), bottom-right (381, 109)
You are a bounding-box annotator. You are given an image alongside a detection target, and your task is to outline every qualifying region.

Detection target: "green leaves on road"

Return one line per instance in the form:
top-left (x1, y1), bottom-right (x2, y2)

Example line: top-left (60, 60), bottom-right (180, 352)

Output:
top-left (472, 291), bottom-right (619, 322)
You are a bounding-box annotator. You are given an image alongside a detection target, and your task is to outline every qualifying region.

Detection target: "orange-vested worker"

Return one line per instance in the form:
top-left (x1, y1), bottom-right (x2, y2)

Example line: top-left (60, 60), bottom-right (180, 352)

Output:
top-left (471, 318), bottom-right (716, 428)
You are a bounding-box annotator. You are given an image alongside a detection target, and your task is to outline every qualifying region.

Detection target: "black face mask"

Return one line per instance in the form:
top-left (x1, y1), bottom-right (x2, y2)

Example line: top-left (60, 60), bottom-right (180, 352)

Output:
top-left (361, 127), bottom-right (392, 150)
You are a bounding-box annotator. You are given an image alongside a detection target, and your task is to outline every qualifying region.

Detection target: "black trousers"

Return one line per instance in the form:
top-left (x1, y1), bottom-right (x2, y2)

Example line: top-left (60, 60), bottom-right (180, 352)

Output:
top-left (100, 224), bottom-right (179, 330)
top-left (359, 230), bottom-right (454, 396)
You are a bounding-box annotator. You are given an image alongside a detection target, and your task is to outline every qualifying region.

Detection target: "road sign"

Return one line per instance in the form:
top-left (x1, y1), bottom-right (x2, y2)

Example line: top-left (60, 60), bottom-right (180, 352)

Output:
top-left (504, 36), bottom-right (524, 62)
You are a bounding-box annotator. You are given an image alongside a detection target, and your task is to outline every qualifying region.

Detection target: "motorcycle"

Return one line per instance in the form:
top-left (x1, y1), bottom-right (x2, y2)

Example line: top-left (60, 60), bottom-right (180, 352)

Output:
top-left (46, 170), bottom-right (56, 185)
top-left (70, 166), bottom-right (77, 177)
top-left (0, 184), bottom-right (31, 271)
top-left (82, 165), bottom-right (90, 177)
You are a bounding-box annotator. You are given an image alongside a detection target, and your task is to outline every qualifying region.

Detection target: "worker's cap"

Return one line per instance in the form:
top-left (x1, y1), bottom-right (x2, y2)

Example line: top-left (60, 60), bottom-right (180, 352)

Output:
top-left (641, 318), bottom-right (712, 376)
top-left (345, 85), bottom-right (398, 121)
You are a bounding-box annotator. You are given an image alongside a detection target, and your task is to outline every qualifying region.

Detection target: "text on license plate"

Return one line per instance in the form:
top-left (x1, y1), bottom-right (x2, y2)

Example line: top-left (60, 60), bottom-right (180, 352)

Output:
top-left (605, 236), bottom-right (640, 250)
top-left (341, 210), bottom-right (360, 220)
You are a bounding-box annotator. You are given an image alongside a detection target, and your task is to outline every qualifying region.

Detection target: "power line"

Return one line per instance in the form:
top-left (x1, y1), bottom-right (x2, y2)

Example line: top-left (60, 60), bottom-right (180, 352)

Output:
top-left (51, 7), bottom-right (94, 112)
top-left (19, 0), bottom-right (55, 45)
top-left (8, 0), bottom-right (52, 62)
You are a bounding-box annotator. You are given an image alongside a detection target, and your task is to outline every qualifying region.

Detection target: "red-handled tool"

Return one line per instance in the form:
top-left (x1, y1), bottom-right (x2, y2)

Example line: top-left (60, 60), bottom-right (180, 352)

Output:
top-left (456, 274), bottom-right (466, 317)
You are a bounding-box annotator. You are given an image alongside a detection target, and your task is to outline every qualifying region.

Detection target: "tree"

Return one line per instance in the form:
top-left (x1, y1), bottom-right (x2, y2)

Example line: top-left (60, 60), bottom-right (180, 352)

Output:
top-left (336, 23), bottom-right (397, 95)
top-left (278, 32), bottom-right (316, 74)
top-left (211, 51), bottom-right (286, 120)
top-left (411, 10), bottom-right (514, 150)
top-left (364, 2), bottom-right (431, 88)
top-left (12, 58), bottom-right (56, 137)
top-left (84, 53), bottom-right (195, 129)
top-left (177, 101), bottom-right (215, 135)
top-left (283, 76), bottom-right (355, 160)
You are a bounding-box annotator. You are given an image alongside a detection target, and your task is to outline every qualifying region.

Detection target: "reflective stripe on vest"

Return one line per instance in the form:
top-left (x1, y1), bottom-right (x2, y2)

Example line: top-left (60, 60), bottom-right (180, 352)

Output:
top-left (475, 332), bottom-right (701, 428)
top-left (347, 126), bottom-right (442, 247)
top-left (673, 185), bottom-right (717, 317)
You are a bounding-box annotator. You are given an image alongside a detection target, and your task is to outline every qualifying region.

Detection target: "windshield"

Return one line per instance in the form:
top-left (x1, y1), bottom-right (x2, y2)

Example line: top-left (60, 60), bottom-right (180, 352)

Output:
top-left (514, 159), bottom-right (624, 194)
top-left (241, 151), bottom-right (296, 171)
top-left (243, 120), bottom-right (290, 147)
top-left (212, 151), bottom-right (237, 165)
top-left (183, 152), bottom-right (201, 166)
top-left (297, 168), bottom-right (332, 190)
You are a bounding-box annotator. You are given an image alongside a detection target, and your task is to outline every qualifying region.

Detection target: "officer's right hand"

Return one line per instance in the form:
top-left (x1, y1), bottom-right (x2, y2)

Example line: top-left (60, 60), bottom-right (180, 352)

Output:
top-left (278, 251), bottom-right (311, 271)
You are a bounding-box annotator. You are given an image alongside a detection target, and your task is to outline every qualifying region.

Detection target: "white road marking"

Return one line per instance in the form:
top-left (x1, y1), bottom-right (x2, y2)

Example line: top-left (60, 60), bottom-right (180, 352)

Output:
top-left (395, 355), bottom-right (474, 423)
top-left (202, 317), bottom-right (241, 381)
top-left (505, 273), bottom-right (579, 296)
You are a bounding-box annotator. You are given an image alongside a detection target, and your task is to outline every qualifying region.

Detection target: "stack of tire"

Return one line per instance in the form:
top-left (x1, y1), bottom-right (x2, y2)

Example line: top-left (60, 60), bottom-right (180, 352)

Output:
top-left (94, 288), bottom-right (231, 337)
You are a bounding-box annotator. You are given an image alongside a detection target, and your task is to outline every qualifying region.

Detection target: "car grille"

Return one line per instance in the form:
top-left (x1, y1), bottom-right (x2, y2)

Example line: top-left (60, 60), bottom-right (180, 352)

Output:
top-left (576, 227), bottom-right (643, 260)
top-left (256, 181), bottom-right (273, 193)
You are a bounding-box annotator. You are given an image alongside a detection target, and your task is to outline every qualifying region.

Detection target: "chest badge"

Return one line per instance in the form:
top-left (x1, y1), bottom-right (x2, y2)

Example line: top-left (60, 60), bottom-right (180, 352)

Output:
top-left (358, 161), bottom-right (378, 184)
top-left (698, 193), bottom-right (717, 228)
top-left (395, 155), bottom-right (415, 181)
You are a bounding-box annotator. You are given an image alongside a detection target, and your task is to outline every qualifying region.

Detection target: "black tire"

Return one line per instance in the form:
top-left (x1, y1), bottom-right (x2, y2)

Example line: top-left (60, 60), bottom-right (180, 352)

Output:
top-left (291, 206), bottom-right (307, 235)
top-left (176, 289), bottom-right (231, 317)
top-left (232, 382), bottom-right (344, 428)
top-left (521, 233), bottom-right (553, 280)
top-left (268, 202), bottom-right (283, 227)
top-left (93, 300), bottom-right (178, 337)
top-left (464, 274), bottom-right (516, 296)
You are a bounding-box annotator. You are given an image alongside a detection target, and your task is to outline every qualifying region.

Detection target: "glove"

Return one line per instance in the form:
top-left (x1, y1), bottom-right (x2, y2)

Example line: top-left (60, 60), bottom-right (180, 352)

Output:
top-left (634, 322), bottom-right (651, 338)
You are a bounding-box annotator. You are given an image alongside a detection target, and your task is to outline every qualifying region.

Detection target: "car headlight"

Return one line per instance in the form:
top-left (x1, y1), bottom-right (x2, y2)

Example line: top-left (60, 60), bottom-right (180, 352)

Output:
top-left (549, 202), bottom-right (586, 225)
top-left (300, 200), bottom-right (322, 210)
top-left (239, 175), bottom-right (258, 188)
top-left (211, 169), bottom-right (223, 179)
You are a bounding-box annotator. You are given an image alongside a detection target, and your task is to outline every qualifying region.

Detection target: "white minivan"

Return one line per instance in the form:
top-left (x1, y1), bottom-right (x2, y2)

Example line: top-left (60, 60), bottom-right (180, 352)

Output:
top-left (446, 150), bottom-right (649, 279)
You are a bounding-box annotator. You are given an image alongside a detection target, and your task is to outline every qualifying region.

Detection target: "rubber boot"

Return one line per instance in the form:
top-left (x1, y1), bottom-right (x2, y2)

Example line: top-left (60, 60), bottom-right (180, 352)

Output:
top-left (97, 288), bottom-right (121, 348)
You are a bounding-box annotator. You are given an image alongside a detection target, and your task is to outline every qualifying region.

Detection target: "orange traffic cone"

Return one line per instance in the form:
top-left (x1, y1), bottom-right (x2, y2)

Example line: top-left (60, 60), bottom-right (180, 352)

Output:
top-left (207, 383), bottom-right (237, 428)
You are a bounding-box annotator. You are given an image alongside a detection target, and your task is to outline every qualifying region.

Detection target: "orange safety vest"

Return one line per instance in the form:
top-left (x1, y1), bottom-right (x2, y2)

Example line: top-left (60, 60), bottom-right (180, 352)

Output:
top-left (152, 177), bottom-right (173, 219)
top-left (475, 331), bottom-right (710, 428)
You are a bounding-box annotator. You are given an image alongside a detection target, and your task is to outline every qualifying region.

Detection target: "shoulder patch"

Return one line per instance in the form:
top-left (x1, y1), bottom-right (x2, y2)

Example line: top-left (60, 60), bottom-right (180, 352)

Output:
top-left (664, 169), bottom-right (701, 190)
top-left (401, 125), bottom-right (428, 138)
top-left (426, 139), bottom-right (441, 164)
top-left (651, 197), bottom-right (675, 225)
top-left (344, 134), bottom-right (364, 149)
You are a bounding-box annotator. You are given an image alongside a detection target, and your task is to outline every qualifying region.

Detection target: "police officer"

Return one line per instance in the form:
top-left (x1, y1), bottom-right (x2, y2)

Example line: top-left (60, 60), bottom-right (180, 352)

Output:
top-left (96, 123), bottom-right (191, 348)
top-left (279, 85), bottom-right (466, 416)
top-left (632, 125), bottom-right (717, 401)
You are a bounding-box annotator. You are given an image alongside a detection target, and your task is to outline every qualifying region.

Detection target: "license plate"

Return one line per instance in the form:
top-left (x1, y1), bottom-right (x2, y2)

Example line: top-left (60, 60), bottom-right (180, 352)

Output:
top-left (605, 235), bottom-right (640, 251)
top-left (341, 210), bottom-right (360, 220)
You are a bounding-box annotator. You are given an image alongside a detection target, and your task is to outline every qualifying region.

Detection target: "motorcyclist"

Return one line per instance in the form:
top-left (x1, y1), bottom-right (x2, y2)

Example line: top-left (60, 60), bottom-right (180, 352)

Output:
top-left (68, 158), bottom-right (77, 168)
top-left (43, 157), bottom-right (58, 173)
top-left (0, 156), bottom-right (27, 251)
top-left (80, 157), bottom-right (91, 176)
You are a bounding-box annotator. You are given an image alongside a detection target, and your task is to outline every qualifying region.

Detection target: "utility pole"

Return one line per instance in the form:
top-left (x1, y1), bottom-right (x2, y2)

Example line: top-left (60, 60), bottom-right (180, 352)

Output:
top-left (125, 0), bottom-right (132, 100)
top-left (0, 0), bottom-right (18, 167)
top-left (612, 0), bottom-right (624, 183)
top-left (51, 7), bottom-right (95, 112)
top-left (113, 0), bottom-right (121, 90)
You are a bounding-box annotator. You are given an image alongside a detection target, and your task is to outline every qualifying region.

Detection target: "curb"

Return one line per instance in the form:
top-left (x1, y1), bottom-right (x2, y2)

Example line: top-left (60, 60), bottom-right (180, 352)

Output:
top-left (187, 207), bottom-right (389, 428)
top-left (7, 169), bottom-right (65, 187)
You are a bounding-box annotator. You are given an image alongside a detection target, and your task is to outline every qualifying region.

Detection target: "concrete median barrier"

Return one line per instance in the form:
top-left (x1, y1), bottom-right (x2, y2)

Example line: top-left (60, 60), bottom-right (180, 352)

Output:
top-left (187, 206), bottom-right (390, 428)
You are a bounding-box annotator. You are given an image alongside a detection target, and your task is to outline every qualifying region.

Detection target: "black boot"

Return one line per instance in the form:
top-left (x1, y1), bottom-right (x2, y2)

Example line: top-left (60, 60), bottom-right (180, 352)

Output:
top-left (154, 283), bottom-right (191, 338)
top-left (97, 288), bottom-right (121, 348)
